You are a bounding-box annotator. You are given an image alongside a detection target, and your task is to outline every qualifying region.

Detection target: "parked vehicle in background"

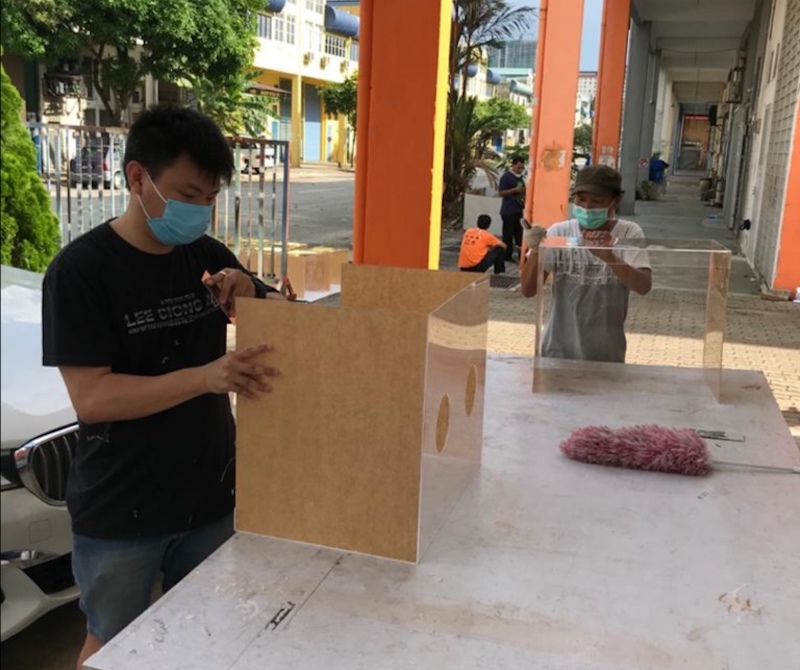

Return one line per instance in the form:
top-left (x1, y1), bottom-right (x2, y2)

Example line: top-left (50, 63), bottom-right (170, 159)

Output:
top-left (1, 265), bottom-right (79, 642)
top-left (238, 143), bottom-right (276, 175)
top-left (68, 138), bottom-right (124, 189)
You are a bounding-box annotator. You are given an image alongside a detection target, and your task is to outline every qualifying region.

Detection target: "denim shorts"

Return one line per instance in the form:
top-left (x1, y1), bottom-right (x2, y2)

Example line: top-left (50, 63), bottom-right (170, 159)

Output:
top-left (72, 513), bottom-right (234, 644)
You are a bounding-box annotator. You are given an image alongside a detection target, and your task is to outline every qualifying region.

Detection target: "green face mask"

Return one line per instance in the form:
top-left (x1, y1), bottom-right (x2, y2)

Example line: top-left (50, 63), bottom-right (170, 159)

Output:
top-left (572, 204), bottom-right (610, 230)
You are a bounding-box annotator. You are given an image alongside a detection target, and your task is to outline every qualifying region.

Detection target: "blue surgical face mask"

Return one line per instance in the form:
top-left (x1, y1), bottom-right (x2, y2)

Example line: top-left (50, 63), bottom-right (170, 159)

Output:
top-left (139, 173), bottom-right (213, 246)
top-left (572, 204), bottom-right (611, 230)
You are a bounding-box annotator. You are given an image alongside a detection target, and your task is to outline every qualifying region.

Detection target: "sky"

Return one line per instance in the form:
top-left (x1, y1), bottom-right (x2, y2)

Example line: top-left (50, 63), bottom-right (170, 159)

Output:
top-left (517, 0), bottom-right (604, 71)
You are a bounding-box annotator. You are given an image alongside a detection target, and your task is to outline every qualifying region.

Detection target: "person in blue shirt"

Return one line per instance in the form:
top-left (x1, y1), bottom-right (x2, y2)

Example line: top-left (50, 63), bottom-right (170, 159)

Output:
top-left (497, 155), bottom-right (527, 262)
top-left (649, 152), bottom-right (670, 194)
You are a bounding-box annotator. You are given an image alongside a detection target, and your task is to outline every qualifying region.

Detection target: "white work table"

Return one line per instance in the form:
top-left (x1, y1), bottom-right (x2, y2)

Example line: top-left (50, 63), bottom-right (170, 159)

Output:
top-left (86, 356), bottom-right (800, 670)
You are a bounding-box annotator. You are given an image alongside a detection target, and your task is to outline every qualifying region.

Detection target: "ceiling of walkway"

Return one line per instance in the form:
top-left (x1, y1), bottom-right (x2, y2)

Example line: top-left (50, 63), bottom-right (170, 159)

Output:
top-left (633, 0), bottom-right (760, 104)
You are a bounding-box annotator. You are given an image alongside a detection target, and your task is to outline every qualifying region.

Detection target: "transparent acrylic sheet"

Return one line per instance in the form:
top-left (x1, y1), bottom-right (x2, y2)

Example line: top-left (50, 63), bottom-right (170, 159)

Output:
top-left (418, 275), bottom-right (489, 559)
top-left (236, 265), bottom-right (489, 563)
top-left (533, 237), bottom-right (732, 402)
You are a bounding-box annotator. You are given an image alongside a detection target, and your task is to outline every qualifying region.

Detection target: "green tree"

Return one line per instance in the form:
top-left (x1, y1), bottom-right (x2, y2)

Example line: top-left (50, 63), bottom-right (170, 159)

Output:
top-left (443, 0), bottom-right (535, 227)
top-left (317, 73), bottom-right (358, 165)
top-left (1, 0), bottom-right (263, 125)
top-left (573, 122), bottom-right (593, 156)
top-left (1, 60), bottom-right (60, 271)
top-left (181, 71), bottom-right (278, 137)
top-left (474, 97), bottom-right (530, 149)
top-left (443, 93), bottom-right (501, 225)
top-left (451, 0), bottom-right (535, 101)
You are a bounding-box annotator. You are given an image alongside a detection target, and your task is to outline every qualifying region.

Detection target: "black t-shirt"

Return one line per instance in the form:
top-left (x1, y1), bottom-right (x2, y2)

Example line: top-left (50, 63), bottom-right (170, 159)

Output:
top-left (499, 170), bottom-right (525, 217)
top-left (42, 222), bottom-right (269, 539)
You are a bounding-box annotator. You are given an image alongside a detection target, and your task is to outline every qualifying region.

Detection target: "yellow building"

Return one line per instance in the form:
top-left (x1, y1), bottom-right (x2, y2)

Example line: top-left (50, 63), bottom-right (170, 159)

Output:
top-left (253, 0), bottom-right (360, 167)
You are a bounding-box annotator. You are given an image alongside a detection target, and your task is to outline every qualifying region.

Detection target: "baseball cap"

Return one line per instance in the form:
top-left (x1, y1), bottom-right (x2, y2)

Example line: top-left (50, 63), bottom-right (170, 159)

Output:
top-left (573, 165), bottom-right (623, 196)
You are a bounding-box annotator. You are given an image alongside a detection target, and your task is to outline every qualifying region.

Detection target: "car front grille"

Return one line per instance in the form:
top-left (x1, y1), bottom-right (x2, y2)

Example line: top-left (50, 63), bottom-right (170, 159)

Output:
top-left (14, 425), bottom-right (79, 505)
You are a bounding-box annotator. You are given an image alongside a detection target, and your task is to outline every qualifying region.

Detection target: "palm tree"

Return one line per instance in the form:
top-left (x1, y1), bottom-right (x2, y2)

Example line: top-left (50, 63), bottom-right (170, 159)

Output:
top-left (452, 0), bottom-right (535, 102)
top-left (443, 93), bottom-right (501, 224)
top-left (443, 0), bottom-right (536, 228)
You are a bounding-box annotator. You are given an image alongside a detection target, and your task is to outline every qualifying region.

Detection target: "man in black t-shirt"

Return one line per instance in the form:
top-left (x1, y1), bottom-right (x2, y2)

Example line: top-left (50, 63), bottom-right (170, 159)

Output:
top-left (42, 105), bottom-right (281, 667)
top-left (497, 155), bottom-right (527, 262)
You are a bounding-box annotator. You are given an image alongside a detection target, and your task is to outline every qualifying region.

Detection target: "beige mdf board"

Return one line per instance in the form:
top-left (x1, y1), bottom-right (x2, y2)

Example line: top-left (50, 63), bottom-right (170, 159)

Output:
top-left (313, 247), bottom-right (351, 284)
top-left (236, 265), bottom-right (490, 562)
top-left (237, 242), bottom-right (306, 276)
top-left (291, 249), bottom-right (331, 292)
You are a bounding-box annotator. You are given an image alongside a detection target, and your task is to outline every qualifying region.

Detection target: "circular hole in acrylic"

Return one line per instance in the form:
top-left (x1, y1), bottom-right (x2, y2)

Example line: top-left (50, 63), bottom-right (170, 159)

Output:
top-left (465, 365), bottom-right (478, 417)
top-left (435, 395), bottom-right (450, 454)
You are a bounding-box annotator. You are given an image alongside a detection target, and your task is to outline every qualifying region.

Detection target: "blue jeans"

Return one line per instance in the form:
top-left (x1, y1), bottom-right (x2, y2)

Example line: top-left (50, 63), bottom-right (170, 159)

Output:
top-left (72, 513), bottom-right (234, 643)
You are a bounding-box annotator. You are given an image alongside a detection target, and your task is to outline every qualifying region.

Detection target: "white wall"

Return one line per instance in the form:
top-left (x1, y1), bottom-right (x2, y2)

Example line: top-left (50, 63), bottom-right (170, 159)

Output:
top-left (740, 0), bottom-right (788, 261)
top-left (653, 68), bottom-right (677, 162)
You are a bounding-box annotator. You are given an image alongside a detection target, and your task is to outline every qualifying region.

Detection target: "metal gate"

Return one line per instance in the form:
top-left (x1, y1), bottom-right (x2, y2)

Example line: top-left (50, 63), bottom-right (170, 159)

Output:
top-left (27, 123), bottom-right (291, 281)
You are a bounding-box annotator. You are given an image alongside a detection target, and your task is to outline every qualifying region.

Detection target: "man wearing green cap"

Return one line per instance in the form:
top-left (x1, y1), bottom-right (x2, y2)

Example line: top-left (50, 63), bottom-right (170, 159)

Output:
top-left (519, 165), bottom-right (653, 363)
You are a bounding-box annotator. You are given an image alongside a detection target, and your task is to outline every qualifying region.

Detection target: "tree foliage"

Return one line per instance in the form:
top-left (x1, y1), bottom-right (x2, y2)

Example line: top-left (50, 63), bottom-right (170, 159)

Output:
top-left (474, 97), bottom-right (530, 140)
top-left (452, 0), bottom-right (535, 101)
top-left (443, 0), bottom-right (535, 227)
top-left (574, 123), bottom-right (593, 156)
top-left (317, 73), bottom-right (358, 130)
top-left (318, 73), bottom-right (358, 165)
top-left (181, 71), bottom-right (278, 137)
top-left (1, 60), bottom-right (60, 271)
top-left (443, 93), bottom-right (501, 225)
top-left (1, 0), bottom-right (263, 125)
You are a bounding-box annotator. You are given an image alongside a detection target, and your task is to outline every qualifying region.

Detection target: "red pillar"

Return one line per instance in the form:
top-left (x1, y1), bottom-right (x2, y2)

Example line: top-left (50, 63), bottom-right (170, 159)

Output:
top-left (774, 103), bottom-right (800, 293)
top-left (592, 0), bottom-right (631, 168)
top-left (525, 0), bottom-right (585, 227)
top-left (352, 0), bottom-right (451, 268)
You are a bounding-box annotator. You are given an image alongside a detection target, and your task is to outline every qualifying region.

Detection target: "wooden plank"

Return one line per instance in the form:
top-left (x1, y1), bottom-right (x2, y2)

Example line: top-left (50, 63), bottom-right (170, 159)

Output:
top-left (236, 298), bottom-right (428, 561)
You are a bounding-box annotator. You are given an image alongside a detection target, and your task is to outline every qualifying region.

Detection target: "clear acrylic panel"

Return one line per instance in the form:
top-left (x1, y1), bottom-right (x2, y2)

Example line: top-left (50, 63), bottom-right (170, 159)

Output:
top-left (534, 237), bottom-right (732, 402)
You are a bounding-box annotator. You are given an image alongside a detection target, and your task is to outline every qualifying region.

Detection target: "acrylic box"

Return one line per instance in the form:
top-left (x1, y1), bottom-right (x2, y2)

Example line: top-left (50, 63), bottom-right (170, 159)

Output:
top-left (235, 265), bottom-right (490, 562)
top-left (533, 237), bottom-right (732, 401)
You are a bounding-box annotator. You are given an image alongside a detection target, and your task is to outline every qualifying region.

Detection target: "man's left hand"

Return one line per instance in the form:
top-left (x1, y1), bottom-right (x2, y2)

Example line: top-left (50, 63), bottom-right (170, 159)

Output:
top-left (583, 231), bottom-right (617, 263)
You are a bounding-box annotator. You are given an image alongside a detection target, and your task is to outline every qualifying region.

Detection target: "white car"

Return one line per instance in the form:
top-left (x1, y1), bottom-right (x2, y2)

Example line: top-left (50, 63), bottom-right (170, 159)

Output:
top-left (1, 265), bottom-right (79, 641)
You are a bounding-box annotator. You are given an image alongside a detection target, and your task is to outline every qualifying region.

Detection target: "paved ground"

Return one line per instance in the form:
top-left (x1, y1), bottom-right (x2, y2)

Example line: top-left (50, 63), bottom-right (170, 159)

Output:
top-left (4, 169), bottom-right (798, 670)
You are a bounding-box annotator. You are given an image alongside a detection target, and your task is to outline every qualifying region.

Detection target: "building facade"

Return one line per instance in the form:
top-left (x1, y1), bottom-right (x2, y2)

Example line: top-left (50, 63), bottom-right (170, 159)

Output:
top-left (252, 0), bottom-right (360, 166)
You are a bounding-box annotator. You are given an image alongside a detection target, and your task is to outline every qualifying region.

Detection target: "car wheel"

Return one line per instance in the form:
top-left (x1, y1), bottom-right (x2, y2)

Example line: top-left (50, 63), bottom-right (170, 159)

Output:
top-left (112, 171), bottom-right (123, 189)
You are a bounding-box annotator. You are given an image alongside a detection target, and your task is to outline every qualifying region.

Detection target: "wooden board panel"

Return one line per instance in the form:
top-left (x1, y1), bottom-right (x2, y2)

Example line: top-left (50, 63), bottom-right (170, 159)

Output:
top-left (314, 248), bottom-right (351, 284)
top-left (236, 298), bottom-right (428, 561)
top-left (341, 264), bottom-right (484, 316)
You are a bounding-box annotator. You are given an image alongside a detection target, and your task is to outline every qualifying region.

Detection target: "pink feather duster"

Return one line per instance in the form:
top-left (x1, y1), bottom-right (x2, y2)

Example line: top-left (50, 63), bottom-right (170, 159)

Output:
top-left (560, 424), bottom-right (712, 476)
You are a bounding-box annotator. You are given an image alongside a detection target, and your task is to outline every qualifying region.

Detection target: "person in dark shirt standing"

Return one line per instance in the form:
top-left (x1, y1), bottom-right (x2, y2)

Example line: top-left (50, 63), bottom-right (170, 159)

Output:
top-left (497, 155), bottom-right (527, 262)
top-left (42, 105), bottom-right (282, 669)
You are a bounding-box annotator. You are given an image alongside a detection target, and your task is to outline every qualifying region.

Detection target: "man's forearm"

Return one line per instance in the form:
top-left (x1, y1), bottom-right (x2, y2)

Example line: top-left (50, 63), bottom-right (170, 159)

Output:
top-left (520, 249), bottom-right (541, 297)
top-left (61, 367), bottom-right (209, 424)
top-left (608, 257), bottom-right (652, 295)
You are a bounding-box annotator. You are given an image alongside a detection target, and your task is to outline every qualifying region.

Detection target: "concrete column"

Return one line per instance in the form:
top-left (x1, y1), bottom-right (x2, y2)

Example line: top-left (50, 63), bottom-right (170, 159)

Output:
top-left (592, 0), bottom-right (631, 168)
top-left (618, 20), bottom-right (651, 216)
top-left (352, 0), bottom-right (451, 268)
top-left (290, 75), bottom-right (303, 168)
top-left (525, 0), bottom-right (585, 226)
top-left (637, 50), bottom-right (661, 185)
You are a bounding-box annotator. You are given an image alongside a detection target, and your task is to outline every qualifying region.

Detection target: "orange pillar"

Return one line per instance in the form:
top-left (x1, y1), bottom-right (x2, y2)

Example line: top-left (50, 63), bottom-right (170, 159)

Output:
top-left (353, 0), bottom-right (451, 268)
top-left (774, 103), bottom-right (800, 293)
top-left (525, 0), bottom-right (585, 227)
top-left (592, 0), bottom-right (631, 168)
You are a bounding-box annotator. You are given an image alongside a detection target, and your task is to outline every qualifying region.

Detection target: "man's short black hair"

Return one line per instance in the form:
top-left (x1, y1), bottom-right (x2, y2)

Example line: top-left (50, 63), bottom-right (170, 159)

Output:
top-left (511, 155), bottom-right (526, 166)
top-left (477, 214), bottom-right (492, 229)
top-left (124, 104), bottom-right (234, 185)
